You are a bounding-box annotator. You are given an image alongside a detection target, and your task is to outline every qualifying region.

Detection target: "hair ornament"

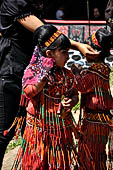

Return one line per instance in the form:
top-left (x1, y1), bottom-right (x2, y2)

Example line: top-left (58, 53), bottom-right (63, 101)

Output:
top-left (91, 32), bottom-right (102, 48)
top-left (45, 30), bottom-right (62, 47)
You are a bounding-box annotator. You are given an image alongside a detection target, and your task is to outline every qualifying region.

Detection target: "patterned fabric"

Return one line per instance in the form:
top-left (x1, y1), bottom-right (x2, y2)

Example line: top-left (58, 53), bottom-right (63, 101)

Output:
top-left (11, 47), bottom-right (81, 170)
top-left (75, 63), bottom-right (113, 170)
top-left (88, 63), bottom-right (110, 80)
top-left (78, 119), bottom-right (109, 170)
top-left (22, 46), bottom-right (55, 88)
top-left (76, 63), bottom-right (113, 111)
top-left (84, 111), bottom-right (113, 124)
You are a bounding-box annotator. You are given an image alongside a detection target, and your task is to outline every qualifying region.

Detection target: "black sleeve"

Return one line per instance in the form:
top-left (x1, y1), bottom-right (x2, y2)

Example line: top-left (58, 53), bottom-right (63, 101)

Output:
top-left (1, 0), bottom-right (33, 21)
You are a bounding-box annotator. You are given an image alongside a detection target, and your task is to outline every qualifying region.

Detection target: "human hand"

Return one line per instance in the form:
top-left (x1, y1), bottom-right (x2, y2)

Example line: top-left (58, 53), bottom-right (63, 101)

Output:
top-left (61, 97), bottom-right (73, 113)
top-left (42, 57), bottom-right (55, 71)
top-left (78, 43), bottom-right (99, 60)
top-left (71, 63), bottom-right (82, 75)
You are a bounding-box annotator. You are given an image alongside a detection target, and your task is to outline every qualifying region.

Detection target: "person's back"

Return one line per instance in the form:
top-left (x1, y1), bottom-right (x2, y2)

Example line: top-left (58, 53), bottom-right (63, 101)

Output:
top-left (71, 28), bottom-right (113, 170)
top-left (72, 28), bottom-right (113, 113)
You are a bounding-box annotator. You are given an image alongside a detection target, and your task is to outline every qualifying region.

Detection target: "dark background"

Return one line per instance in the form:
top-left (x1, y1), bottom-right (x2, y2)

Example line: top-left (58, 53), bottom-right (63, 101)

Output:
top-left (45, 0), bottom-right (108, 20)
top-left (0, 0), bottom-right (109, 20)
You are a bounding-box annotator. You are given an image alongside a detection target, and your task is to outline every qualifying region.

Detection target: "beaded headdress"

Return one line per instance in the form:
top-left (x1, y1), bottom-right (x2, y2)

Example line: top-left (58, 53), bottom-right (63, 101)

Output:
top-left (44, 30), bottom-right (62, 47)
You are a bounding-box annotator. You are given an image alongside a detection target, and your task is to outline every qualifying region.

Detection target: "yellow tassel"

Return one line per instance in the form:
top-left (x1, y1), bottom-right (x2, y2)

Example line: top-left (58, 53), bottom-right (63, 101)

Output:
top-left (48, 147), bottom-right (50, 164)
top-left (68, 150), bottom-right (71, 165)
top-left (41, 139), bottom-right (44, 160)
top-left (62, 150), bottom-right (65, 166)
top-left (98, 113), bottom-right (103, 123)
top-left (72, 150), bottom-right (78, 164)
top-left (102, 113), bottom-right (107, 123)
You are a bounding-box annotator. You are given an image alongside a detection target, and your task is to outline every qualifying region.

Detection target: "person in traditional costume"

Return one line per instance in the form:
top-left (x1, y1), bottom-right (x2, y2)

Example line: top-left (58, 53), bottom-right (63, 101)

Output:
top-left (10, 24), bottom-right (82, 170)
top-left (0, 0), bottom-right (100, 168)
top-left (71, 28), bottom-right (113, 170)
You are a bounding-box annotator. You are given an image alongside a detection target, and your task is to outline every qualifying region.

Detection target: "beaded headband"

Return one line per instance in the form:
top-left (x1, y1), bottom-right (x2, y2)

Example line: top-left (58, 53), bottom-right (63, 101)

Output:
top-left (45, 30), bottom-right (62, 47)
top-left (91, 32), bottom-right (102, 48)
top-left (108, 17), bottom-right (113, 24)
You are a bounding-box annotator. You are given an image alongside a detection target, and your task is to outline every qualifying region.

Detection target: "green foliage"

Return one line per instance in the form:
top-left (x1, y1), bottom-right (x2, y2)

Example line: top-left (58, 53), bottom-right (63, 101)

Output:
top-left (72, 93), bottom-right (80, 111)
top-left (72, 100), bottom-right (80, 111)
top-left (6, 135), bottom-right (21, 153)
top-left (110, 67), bottom-right (113, 87)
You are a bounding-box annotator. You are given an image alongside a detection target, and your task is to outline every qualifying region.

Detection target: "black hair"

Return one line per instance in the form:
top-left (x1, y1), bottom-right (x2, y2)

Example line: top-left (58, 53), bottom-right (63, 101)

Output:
top-left (33, 24), bottom-right (71, 57)
top-left (88, 28), bottom-right (113, 61)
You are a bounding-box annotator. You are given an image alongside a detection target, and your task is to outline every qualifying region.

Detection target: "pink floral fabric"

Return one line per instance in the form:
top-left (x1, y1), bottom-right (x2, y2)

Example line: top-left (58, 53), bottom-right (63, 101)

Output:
top-left (22, 46), bottom-right (55, 88)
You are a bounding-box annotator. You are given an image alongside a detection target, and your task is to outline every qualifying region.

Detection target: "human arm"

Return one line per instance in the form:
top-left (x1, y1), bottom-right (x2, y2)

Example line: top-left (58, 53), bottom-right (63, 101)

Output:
top-left (17, 9), bottom-right (99, 61)
top-left (71, 63), bottom-right (95, 93)
top-left (61, 79), bottom-right (79, 114)
top-left (1, 0), bottom-right (44, 33)
top-left (70, 39), bottom-right (99, 60)
top-left (24, 78), bottom-right (47, 98)
top-left (1, 0), bottom-right (99, 61)
top-left (61, 94), bottom-right (79, 113)
top-left (17, 15), bottom-right (44, 32)
top-left (17, 13), bottom-right (99, 61)
top-left (23, 55), bottom-right (55, 98)
top-left (18, 17), bottom-right (99, 59)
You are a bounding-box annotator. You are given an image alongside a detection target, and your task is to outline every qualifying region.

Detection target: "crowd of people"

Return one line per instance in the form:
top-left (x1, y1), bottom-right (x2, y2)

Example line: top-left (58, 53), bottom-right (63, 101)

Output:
top-left (0, 0), bottom-right (113, 170)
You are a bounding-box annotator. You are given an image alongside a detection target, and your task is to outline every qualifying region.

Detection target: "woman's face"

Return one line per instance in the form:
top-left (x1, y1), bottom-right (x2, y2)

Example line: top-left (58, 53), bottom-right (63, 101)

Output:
top-left (51, 48), bottom-right (69, 67)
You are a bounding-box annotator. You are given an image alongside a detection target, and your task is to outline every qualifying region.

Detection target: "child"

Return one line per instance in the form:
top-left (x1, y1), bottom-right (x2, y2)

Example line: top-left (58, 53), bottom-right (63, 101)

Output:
top-left (11, 24), bottom-right (79, 170)
top-left (71, 28), bottom-right (113, 170)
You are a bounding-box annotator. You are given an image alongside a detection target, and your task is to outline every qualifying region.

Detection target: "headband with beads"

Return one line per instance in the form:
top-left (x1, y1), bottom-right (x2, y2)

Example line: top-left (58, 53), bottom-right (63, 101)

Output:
top-left (45, 30), bottom-right (62, 47)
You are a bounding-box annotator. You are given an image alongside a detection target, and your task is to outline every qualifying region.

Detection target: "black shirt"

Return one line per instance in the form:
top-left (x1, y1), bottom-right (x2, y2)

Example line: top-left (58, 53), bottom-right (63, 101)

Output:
top-left (0, 0), bottom-right (37, 79)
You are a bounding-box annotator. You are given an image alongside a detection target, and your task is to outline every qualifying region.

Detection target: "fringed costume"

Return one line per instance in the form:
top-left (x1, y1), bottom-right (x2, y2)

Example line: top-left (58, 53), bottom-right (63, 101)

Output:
top-left (11, 47), bottom-right (80, 170)
top-left (74, 63), bottom-right (113, 170)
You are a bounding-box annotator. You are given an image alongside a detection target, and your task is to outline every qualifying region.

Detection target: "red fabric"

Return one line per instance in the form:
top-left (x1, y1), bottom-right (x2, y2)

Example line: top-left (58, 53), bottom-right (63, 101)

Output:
top-left (74, 63), bottom-right (113, 170)
top-left (12, 56), bottom-right (79, 169)
top-left (75, 63), bottom-right (113, 111)
top-left (78, 120), bottom-right (109, 170)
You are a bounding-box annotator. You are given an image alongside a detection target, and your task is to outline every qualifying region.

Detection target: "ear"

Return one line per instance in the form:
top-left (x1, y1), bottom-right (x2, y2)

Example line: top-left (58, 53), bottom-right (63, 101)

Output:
top-left (46, 50), bottom-right (53, 58)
